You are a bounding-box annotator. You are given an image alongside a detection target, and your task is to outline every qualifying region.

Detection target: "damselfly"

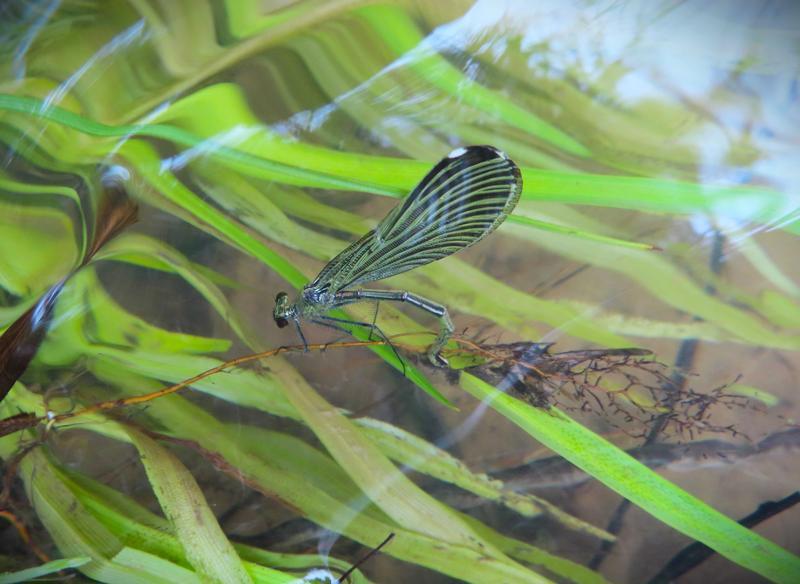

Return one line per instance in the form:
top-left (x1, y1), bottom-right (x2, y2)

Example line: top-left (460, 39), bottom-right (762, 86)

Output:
top-left (273, 145), bottom-right (522, 366)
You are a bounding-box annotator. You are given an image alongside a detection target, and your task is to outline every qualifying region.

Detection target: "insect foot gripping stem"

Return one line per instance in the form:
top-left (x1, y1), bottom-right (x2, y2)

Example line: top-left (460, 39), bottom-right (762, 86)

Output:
top-left (428, 348), bottom-right (449, 368)
top-left (427, 309), bottom-right (454, 368)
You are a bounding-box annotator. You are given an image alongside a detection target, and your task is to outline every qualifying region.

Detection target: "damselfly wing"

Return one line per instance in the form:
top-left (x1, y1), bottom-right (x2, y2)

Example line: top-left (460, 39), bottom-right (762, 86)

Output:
top-left (273, 145), bottom-right (522, 366)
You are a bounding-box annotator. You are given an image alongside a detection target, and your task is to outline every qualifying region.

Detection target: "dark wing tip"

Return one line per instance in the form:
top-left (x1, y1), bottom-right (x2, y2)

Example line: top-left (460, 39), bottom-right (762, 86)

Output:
top-left (446, 144), bottom-right (508, 161)
top-left (450, 143), bottom-right (523, 204)
top-left (446, 144), bottom-right (522, 188)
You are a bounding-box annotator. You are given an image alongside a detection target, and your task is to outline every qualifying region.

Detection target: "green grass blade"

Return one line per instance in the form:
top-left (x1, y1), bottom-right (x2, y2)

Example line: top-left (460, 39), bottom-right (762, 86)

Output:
top-left (354, 417), bottom-right (613, 542)
top-left (38, 270), bottom-right (231, 366)
top-left (509, 213), bottom-right (657, 251)
top-left (354, 5), bottom-right (591, 157)
top-left (0, 197), bottom-right (78, 296)
top-left (109, 548), bottom-right (201, 584)
top-left (97, 233), bottom-right (261, 348)
top-left (261, 357), bottom-right (501, 554)
top-left (83, 375), bottom-right (553, 583)
top-left (0, 434), bottom-right (188, 584)
top-left (123, 427), bottom-right (254, 584)
top-left (506, 218), bottom-right (800, 350)
top-left (59, 466), bottom-right (303, 583)
top-left (460, 373), bottom-right (800, 584)
top-left (0, 93), bottom-right (793, 229)
top-left (460, 513), bottom-right (610, 584)
top-left (0, 557), bottom-right (91, 584)
top-left (0, 173), bottom-right (86, 262)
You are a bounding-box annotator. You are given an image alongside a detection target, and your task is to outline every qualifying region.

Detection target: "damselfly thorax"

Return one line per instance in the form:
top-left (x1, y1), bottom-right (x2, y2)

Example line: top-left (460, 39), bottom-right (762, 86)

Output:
top-left (273, 145), bottom-right (522, 366)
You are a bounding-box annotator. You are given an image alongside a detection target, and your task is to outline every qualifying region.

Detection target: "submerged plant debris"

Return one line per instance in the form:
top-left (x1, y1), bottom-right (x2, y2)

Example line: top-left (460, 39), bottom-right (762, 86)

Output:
top-left (460, 340), bottom-right (758, 440)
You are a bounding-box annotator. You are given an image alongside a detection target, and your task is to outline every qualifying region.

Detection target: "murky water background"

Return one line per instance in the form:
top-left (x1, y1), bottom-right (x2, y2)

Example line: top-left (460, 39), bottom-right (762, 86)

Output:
top-left (1, 1), bottom-right (799, 582)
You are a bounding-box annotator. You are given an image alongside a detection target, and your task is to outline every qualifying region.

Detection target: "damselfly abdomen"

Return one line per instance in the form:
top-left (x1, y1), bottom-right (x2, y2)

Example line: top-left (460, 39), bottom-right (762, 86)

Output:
top-left (273, 145), bottom-right (522, 366)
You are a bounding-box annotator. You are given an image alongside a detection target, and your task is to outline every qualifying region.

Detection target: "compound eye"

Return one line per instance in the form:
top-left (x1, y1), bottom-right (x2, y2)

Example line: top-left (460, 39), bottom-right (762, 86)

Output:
top-left (275, 292), bottom-right (287, 303)
top-left (275, 316), bottom-right (289, 329)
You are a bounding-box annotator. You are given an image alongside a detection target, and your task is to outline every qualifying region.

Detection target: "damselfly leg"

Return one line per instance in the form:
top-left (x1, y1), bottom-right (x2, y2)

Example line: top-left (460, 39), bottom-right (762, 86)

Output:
top-left (334, 289), bottom-right (454, 366)
top-left (311, 313), bottom-right (406, 374)
top-left (369, 301), bottom-right (381, 342)
top-left (294, 319), bottom-right (309, 352)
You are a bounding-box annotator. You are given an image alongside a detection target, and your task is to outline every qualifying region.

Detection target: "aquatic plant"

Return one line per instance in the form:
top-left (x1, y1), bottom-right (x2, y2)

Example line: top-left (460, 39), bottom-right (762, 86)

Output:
top-left (1, 2), bottom-right (798, 583)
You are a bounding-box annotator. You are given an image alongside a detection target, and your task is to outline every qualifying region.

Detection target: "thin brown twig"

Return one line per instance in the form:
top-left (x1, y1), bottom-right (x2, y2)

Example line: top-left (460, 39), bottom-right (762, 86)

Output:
top-left (0, 341), bottom-right (406, 439)
top-left (450, 337), bottom-right (548, 377)
top-left (0, 440), bottom-right (42, 507)
top-left (54, 340), bottom-right (397, 424)
top-left (0, 508), bottom-right (50, 564)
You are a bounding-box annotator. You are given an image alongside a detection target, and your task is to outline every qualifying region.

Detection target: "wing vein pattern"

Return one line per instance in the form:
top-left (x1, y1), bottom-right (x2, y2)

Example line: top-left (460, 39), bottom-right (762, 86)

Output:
top-left (308, 146), bottom-right (522, 295)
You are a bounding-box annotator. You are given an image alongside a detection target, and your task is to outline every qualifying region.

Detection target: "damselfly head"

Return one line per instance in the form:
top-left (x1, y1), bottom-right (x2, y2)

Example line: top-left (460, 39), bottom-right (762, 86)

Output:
top-left (273, 292), bottom-right (291, 328)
